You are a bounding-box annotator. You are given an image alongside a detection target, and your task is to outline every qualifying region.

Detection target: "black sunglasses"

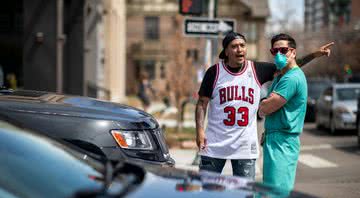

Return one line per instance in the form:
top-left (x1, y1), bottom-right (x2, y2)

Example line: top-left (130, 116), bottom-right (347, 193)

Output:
top-left (270, 47), bottom-right (293, 56)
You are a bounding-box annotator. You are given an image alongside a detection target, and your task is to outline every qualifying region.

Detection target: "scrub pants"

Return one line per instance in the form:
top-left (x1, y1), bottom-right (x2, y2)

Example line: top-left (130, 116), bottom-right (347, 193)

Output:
top-left (263, 131), bottom-right (300, 192)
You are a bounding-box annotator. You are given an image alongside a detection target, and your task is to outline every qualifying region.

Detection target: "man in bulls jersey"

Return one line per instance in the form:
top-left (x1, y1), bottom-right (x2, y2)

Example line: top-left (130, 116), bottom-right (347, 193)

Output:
top-left (196, 31), bottom-right (333, 179)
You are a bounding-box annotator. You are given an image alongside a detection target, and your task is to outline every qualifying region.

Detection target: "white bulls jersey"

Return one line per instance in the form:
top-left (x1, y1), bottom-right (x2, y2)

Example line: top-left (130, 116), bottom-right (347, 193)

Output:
top-left (199, 60), bottom-right (261, 159)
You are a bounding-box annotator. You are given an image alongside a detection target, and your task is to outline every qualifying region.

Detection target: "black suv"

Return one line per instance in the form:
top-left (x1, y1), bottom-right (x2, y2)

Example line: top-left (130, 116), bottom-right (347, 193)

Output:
top-left (0, 89), bottom-right (174, 166)
top-left (0, 117), bottom-right (316, 198)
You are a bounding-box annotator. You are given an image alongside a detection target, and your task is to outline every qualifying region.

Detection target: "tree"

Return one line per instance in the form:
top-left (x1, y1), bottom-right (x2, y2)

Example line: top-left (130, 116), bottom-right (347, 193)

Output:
top-left (165, 14), bottom-right (197, 132)
top-left (296, 23), bottom-right (360, 81)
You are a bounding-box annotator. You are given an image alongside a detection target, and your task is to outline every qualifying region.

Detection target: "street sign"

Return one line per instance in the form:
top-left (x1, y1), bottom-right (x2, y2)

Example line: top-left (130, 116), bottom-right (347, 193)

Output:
top-left (184, 17), bottom-right (236, 38)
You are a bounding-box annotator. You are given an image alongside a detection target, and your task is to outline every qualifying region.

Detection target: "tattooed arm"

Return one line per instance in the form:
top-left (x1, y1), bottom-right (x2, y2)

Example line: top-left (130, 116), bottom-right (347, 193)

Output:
top-left (195, 96), bottom-right (210, 150)
top-left (297, 42), bottom-right (334, 67)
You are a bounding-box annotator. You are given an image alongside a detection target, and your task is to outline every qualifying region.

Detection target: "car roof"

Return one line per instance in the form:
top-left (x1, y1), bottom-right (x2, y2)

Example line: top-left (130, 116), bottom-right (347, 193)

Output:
top-left (307, 78), bottom-right (334, 83)
top-left (333, 83), bottom-right (360, 89)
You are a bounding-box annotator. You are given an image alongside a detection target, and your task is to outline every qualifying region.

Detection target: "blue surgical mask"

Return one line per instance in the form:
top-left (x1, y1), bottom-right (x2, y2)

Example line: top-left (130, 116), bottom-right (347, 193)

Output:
top-left (274, 52), bottom-right (288, 70)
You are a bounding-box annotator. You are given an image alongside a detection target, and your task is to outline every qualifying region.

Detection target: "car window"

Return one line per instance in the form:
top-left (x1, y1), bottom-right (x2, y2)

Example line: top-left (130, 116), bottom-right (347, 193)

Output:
top-left (0, 124), bottom-right (105, 198)
top-left (336, 87), bottom-right (360, 101)
top-left (307, 81), bottom-right (332, 99)
top-left (0, 188), bottom-right (19, 198)
top-left (0, 121), bottom-right (21, 131)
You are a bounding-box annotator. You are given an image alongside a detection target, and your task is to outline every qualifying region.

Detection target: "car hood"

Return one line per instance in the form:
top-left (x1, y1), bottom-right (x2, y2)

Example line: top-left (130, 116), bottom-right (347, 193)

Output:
top-left (333, 100), bottom-right (357, 112)
top-left (0, 90), bottom-right (158, 130)
top-left (127, 165), bottom-right (317, 198)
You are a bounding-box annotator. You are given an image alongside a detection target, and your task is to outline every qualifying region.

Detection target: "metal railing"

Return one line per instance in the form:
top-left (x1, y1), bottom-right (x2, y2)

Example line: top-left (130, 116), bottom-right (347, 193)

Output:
top-left (86, 82), bottom-right (110, 100)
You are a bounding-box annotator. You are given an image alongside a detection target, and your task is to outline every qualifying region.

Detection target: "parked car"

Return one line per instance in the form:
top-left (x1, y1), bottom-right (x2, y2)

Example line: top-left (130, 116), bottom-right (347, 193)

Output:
top-left (0, 89), bottom-right (174, 166)
top-left (0, 117), bottom-right (317, 198)
top-left (315, 83), bottom-right (360, 134)
top-left (305, 78), bottom-right (334, 122)
top-left (356, 97), bottom-right (360, 147)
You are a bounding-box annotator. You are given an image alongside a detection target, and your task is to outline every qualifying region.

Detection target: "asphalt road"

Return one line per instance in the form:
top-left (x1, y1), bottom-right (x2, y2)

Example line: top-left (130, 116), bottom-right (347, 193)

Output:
top-left (170, 121), bottom-right (360, 197)
top-left (293, 123), bottom-right (360, 198)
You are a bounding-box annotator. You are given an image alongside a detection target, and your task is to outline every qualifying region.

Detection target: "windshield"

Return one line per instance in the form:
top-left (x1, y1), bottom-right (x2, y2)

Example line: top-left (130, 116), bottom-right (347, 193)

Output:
top-left (336, 87), bottom-right (360, 101)
top-left (0, 121), bottom-right (105, 198)
top-left (307, 81), bottom-right (332, 99)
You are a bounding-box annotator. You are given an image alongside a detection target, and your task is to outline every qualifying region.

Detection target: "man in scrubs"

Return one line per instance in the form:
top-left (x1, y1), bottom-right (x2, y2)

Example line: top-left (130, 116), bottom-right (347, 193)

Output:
top-left (259, 33), bottom-right (332, 191)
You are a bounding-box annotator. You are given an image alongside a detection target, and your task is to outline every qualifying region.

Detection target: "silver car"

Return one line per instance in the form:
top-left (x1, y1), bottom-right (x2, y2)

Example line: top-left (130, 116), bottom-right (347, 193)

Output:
top-left (316, 83), bottom-right (360, 134)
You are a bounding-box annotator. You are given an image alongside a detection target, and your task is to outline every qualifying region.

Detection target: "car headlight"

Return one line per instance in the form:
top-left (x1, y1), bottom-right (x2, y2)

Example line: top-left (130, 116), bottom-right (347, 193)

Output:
top-left (111, 130), bottom-right (153, 150)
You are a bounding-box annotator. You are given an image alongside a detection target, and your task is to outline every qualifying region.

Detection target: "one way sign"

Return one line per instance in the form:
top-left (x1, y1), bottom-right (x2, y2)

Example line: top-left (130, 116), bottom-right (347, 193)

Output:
top-left (184, 17), bottom-right (236, 38)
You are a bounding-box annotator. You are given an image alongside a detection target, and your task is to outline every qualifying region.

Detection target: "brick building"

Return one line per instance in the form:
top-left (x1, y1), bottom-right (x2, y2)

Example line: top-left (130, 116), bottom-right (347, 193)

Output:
top-left (125, 0), bottom-right (269, 95)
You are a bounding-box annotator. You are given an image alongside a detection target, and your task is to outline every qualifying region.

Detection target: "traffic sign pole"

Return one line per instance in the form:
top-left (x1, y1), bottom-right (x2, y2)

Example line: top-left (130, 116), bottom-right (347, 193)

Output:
top-left (204, 0), bottom-right (215, 69)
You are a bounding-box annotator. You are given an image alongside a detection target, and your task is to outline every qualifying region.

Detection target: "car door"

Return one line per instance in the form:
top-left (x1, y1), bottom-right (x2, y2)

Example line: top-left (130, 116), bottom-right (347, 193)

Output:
top-left (323, 87), bottom-right (334, 127)
top-left (316, 87), bottom-right (333, 125)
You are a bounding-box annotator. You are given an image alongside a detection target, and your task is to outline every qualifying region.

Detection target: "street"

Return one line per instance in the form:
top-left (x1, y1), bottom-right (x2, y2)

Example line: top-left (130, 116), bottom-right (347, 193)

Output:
top-left (170, 121), bottom-right (360, 198)
top-left (294, 123), bottom-right (360, 198)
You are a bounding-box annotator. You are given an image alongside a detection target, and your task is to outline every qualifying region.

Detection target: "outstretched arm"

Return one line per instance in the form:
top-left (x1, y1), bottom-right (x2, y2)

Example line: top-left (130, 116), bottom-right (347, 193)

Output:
top-left (195, 96), bottom-right (210, 150)
top-left (297, 42), bottom-right (334, 67)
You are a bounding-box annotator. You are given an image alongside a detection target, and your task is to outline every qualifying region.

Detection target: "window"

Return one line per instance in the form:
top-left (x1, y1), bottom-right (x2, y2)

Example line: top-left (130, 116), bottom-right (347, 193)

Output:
top-left (249, 22), bottom-right (257, 42)
top-left (160, 65), bottom-right (166, 79)
top-left (243, 22), bottom-right (257, 42)
top-left (186, 49), bottom-right (199, 61)
top-left (145, 16), bottom-right (159, 40)
top-left (336, 88), bottom-right (360, 101)
top-left (143, 60), bottom-right (156, 79)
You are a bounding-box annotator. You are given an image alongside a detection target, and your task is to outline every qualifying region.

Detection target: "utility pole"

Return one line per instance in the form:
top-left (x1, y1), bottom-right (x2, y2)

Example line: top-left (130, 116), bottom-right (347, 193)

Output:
top-left (204, 0), bottom-right (215, 69)
top-left (56, 0), bottom-right (64, 94)
top-left (193, 0), bottom-right (215, 166)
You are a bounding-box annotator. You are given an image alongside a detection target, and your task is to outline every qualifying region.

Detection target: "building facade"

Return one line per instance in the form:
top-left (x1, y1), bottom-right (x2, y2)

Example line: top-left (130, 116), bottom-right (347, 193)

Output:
top-left (302, 0), bottom-right (360, 80)
top-left (304, 0), bottom-right (329, 32)
top-left (102, 0), bottom-right (127, 102)
top-left (0, 0), bottom-right (126, 102)
top-left (2, 0), bottom-right (268, 102)
top-left (125, 0), bottom-right (269, 95)
top-left (304, 0), bottom-right (355, 32)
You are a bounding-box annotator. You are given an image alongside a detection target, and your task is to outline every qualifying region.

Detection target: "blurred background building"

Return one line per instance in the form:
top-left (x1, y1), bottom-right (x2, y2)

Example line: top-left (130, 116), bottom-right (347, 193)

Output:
top-left (304, 0), bottom-right (359, 32)
top-left (5, 0), bottom-right (358, 103)
top-left (0, 0), bottom-right (126, 102)
top-left (0, 0), bottom-right (270, 103)
top-left (299, 0), bottom-right (360, 81)
top-left (125, 0), bottom-right (269, 96)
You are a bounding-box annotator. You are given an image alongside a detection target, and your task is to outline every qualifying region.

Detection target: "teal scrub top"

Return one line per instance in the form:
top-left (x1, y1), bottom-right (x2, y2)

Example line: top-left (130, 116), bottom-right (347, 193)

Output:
top-left (264, 66), bottom-right (307, 134)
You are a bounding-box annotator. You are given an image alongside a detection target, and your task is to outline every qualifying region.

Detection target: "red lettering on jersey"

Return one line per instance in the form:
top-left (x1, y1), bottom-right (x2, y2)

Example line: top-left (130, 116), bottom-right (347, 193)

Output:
top-left (234, 85), bottom-right (241, 100)
top-left (219, 86), bottom-right (255, 105)
top-left (219, 88), bottom-right (226, 105)
top-left (248, 88), bottom-right (254, 104)
top-left (241, 86), bottom-right (249, 102)
top-left (227, 86), bottom-right (234, 101)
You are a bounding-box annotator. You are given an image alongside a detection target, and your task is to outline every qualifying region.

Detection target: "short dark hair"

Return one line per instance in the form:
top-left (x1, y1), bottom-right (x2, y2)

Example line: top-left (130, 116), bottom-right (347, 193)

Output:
top-left (271, 33), bottom-right (296, 49)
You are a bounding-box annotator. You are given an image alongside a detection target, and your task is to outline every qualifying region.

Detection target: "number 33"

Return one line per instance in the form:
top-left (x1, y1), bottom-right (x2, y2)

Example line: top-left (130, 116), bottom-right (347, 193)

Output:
top-left (223, 106), bottom-right (249, 126)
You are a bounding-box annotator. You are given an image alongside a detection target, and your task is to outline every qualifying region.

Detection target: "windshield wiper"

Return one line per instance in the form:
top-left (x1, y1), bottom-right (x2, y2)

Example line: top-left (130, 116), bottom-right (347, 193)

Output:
top-left (72, 161), bottom-right (145, 198)
top-left (111, 161), bottom-right (145, 197)
top-left (104, 160), bottom-right (114, 189)
top-left (71, 160), bottom-right (113, 198)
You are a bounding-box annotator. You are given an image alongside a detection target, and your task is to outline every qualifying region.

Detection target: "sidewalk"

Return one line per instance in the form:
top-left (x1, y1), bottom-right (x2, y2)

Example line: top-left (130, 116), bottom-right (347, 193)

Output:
top-left (148, 101), bottom-right (196, 128)
top-left (169, 148), bottom-right (263, 181)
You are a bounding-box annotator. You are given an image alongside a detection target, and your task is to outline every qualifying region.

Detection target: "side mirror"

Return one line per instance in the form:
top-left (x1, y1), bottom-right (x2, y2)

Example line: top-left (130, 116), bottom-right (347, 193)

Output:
top-left (324, 95), bottom-right (332, 102)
